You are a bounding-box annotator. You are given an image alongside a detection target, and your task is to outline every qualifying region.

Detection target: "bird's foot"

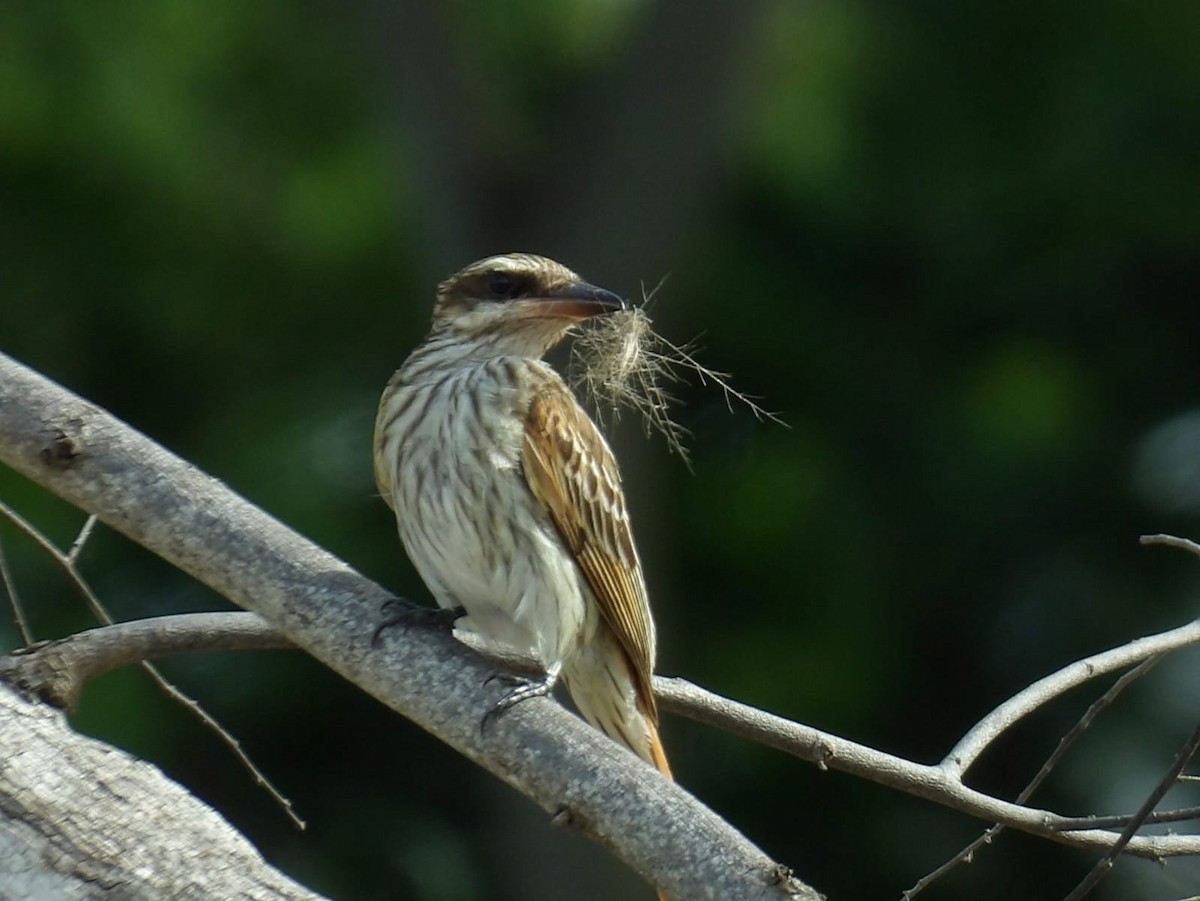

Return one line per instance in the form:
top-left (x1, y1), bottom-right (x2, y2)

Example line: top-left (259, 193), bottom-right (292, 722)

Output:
top-left (481, 661), bottom-right (562, 733)
top-left (371, 598), bottom-right (464, 647)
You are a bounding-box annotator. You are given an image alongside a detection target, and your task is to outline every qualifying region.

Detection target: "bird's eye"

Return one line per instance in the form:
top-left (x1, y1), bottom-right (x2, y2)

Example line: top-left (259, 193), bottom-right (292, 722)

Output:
top-left (486, 271), bottom-right (522, 299)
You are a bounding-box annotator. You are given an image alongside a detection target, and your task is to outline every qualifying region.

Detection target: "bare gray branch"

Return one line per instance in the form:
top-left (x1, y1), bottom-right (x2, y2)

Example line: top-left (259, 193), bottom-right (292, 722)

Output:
top-left (0, 680), bottom-right (324, 901)
top-left (0, 350), bottom-right (815, 900)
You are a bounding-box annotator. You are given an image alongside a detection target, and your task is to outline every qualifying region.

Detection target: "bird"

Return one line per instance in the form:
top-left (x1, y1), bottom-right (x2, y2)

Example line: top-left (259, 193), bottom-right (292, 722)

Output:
top-left (373, 253), bottom-right (671, 780)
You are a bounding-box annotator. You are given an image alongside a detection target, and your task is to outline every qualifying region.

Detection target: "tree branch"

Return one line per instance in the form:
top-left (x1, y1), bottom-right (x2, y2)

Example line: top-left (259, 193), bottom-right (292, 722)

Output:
top-left (0, 611), bottom-right (290, 710)
top-left (0, 350), bottom-right (815, 900)
top-left (654, 669), bottom-right (1200, 859)
top-left (1063, 717), bottom-right (1200, 900)
top-left (943, 619), bottom-right (1200, 776)
top-left (0, 679), bottom-right (325, 900)
top-left (9, 604), bottom-right (1200, 866)
top-left (0, 497), bottom-right (307, 829)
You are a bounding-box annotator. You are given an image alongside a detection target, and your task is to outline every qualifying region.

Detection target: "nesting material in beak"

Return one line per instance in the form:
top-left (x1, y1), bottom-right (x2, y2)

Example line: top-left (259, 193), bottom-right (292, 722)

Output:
top-left (568, 297), bottom-right (785, 466)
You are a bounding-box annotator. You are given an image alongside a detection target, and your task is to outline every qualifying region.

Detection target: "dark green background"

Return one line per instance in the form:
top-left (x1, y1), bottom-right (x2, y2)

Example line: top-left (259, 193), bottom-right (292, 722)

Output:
top-left (3, 2), bottom-right (1200, 899)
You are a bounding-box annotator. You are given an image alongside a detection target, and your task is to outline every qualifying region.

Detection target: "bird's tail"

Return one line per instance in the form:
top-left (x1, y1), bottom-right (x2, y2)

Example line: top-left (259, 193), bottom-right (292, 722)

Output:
top-left (564, 630), bottom-right (672, 898)
top-left (642, 706), bottom-right (673, 779)
top-left (562, 632), bottom-right (672, 779)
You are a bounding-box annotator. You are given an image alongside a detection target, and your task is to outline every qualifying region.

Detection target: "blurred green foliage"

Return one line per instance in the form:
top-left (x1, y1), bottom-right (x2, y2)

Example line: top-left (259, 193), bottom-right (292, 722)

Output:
top-left (3, 1), bottom-right (1200, 898)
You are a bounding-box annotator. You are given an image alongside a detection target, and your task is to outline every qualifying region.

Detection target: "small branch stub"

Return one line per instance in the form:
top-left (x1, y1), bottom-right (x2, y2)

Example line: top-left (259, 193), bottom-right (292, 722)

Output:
top-left (40, 427), bottom-right (82, 469)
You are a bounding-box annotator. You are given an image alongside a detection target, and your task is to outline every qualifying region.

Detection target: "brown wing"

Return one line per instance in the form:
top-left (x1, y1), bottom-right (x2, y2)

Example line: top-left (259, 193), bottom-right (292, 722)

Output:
top-left (522, 382), bottom-right (658, 721)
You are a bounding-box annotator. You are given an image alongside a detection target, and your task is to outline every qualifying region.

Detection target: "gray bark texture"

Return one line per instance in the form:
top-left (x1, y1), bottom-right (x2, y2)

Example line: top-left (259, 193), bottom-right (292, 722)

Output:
top-left (0, 680), bottom-right (324, 901)
top-left (0, 351), bottom-right (818, 900)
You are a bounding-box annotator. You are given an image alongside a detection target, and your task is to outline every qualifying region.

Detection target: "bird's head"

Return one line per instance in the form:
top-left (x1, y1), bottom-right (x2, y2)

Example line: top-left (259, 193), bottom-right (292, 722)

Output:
top-left (430, 253), bottom-right (625, 358)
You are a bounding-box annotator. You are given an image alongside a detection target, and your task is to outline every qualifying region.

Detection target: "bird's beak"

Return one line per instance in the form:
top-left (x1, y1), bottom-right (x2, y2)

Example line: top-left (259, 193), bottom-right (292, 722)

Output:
top-left (525, 281), bottom-right (626, 321)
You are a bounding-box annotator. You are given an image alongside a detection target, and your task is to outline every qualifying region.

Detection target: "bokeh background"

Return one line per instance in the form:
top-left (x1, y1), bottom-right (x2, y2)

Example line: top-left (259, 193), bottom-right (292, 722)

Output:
top-left (3, 2), bottom-right (1200, 899)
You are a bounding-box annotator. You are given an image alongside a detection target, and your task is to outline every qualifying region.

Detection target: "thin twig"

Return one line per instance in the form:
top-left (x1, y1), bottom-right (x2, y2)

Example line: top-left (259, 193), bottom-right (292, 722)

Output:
top-left (152, 678), bottom-right (305, 828)
top-left (0, 499), bottom-right (305, 829)
top-left (1056, 804), bottom-right (1200, 831)
top-left (905, 657), bottom-right (1163, 897)
top-left (0, 499), bottom-right (114, 626)
top-left (1026, 658), bottom-right (1162, 800)
top-left (944, 622), bottom-right (1200, 776)
top-left (68, 513), bottom-right (98, 564)
top-left (1062, 718), bottom-right (1200, 901)
top-left (908, 534), bottom-right (1200, 892)
top-left (1140, 533), bottom-right (1200, 558)
top-left (0, 532), bottom-right (33, 646)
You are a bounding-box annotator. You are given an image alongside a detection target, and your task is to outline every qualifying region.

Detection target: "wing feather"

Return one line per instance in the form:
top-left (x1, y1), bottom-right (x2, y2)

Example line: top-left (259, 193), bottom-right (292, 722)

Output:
top-left (522, 383), bottom-right (658, 721)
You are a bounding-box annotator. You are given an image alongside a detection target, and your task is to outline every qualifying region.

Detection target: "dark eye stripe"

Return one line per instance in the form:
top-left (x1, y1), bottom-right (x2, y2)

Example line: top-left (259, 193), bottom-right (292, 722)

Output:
top-left (485, 271), bottom-right (524, 300)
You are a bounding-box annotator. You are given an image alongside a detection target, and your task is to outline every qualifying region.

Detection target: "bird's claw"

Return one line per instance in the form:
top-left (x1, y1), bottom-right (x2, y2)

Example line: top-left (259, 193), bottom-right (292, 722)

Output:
top-left (480, 663), bottom-right (561, 733)
top-left (371, 599), bottom-right (464, 647)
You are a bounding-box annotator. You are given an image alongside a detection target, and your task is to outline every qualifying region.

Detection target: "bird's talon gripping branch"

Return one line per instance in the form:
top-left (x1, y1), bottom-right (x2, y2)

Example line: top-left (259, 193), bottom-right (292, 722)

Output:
top-left (371, 599), bottom-right (463, 647)
top-left (481, 662), bottom-right (562, 732)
